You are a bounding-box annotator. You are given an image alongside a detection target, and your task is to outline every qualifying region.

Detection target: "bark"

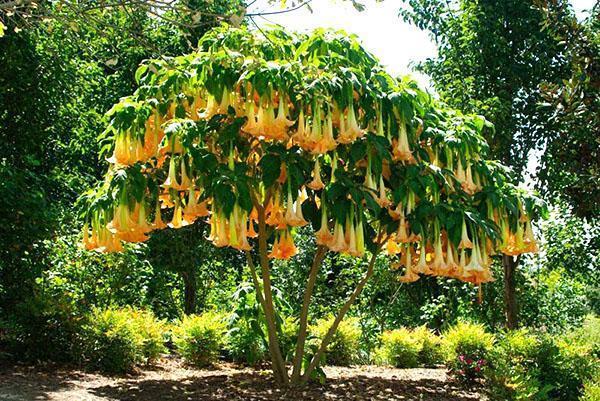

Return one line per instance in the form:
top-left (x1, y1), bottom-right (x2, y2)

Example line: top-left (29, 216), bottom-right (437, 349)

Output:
top-left (181, 270), bottom-right (197, 315)
top-left (502, 254), bottom-right (519, 330)
top-left (290, 246), bottom-right (327, 383)
top-left (256, 205), bottom-right (289, 384)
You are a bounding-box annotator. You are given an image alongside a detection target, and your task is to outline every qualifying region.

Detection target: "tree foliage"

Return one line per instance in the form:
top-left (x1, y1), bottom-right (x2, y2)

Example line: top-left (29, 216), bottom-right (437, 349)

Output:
top-left (399, 0), bottom-right (568, 176)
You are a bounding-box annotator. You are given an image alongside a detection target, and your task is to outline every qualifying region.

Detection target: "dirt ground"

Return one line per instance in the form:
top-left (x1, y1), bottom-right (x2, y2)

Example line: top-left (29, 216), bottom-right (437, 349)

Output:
top-left (0, 357), bottom-right (486, 401)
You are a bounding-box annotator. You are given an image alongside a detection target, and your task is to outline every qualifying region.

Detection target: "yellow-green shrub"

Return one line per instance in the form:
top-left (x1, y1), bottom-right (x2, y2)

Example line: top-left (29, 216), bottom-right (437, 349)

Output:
top-left (173, 312), bottom-right (227, 367)
top-left (310, 316), bottom-right (361, 366)
top-left (279, 316), bottom-right (299, 362)
top-left (412, 326), bottom-right (444, 366)
top-left (83, 307), bottom-right (165, 373)
top-left (376, 328), bottom-right (420, 368)
top-left (442, 321), bottom-right (494, 383)
top-left (128, 308), bottom-right (166, 361)
top-left (581, 379), bottom-right (600, 401)
top-left (567, 314), bottom-right (600, 358)
top-left (442, 321), bottom-right (494, 361)
top-left (485, 327), bottom-right (598, 401)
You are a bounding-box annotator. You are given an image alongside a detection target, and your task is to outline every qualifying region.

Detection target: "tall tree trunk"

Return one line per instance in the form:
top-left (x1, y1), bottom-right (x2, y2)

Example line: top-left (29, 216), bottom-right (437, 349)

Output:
top-left (181, 269), bottom-right (197, 315)
top-left (502, 255), bottom-right (518, 329)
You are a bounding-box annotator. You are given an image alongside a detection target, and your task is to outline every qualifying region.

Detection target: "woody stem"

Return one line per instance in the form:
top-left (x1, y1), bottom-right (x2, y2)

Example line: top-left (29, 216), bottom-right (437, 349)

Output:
top-left (290, 245), bottom-right (328, 383)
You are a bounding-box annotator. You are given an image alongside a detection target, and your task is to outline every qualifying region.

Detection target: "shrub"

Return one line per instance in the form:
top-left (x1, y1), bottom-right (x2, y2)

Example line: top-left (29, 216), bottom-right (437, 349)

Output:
top-left (83, 307), bottom-right (143, 373)
top-left (2, 294), bottom-right (85, 363)
top-left (173, 311), bottom-right (227, 367)
top-left (443, 321), bottom-right (494, 383)
top-left (581, 379), bottom-right (600, 401)
top-left (375, 326), bottom-right (444, 368)
top-left (412, 326), bottom-right (444, 366)
top-left (128, 309), bottom-right (166, 361)
top-left (279, 316), bottom-right (299, 362)
top-left (376, 328), bottom-right (420, 368)
top-left (567, 314), bottom-right (600, 358)
top-left (81, 307), bottom-right (165, 373)
top-left (311, 316), bottom-right (361, 366)
top-left (485, 329), bottom-right (598, 401)
top-left (226, 319), bottom-right (267, 365)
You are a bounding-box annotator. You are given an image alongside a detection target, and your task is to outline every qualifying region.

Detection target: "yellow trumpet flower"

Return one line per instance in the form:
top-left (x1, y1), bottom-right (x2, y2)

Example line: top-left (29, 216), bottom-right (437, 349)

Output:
top-left (458, 219), bottom-right (473, 249)
top-left (399, 246), bottom-right (420, 283)
top-left (328, 222), bottom-right (347, 252)
top-left (307, 159), bottom-right (325, 190)
top-left (315, 205), bottom-right (333, 246)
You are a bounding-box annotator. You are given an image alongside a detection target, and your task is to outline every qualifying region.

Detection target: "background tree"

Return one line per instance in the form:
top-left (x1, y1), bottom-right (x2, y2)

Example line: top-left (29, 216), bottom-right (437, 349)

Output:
top-left (537, 1), bottom-right (599, 219)
top-left (399, 0), bottom-right (572, 329)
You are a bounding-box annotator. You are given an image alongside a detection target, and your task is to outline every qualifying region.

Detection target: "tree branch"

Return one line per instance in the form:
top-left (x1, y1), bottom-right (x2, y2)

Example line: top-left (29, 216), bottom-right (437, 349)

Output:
top-left (300, 233), bottom-right (385, 384)
top-left (290, 244), bottom-right (327, 383)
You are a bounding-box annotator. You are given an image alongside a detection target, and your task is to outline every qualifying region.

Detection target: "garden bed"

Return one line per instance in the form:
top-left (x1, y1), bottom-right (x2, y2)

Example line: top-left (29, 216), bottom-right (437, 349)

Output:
top-left (0, 357), bottom-right (484, 401)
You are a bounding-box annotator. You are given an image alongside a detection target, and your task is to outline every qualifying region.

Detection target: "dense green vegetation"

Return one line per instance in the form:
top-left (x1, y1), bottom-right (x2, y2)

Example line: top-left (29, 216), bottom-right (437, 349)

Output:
top-left (0, 0), bottom-right (598, 399)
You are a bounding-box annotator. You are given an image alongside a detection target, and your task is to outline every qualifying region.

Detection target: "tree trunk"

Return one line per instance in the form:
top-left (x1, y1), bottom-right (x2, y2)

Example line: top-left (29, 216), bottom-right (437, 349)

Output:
top-left (299, 249), bottom-right (381, 384)
top-left (181, 270), bottom-right (197, 315)
top-left (290, 246), bottom-right (327, 382)
top-left (502, 255), bottom-right (518, 329)
top-left (256, 207), bottom-right (289, 385)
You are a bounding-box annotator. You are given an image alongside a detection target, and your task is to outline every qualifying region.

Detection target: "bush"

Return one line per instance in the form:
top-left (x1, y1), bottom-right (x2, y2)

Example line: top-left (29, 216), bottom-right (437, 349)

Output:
top-left (443, 321), bottom-right (494, 383)
top-left (279, 316), bottom-right (299, 362)
top-left (581, 379), bottom-right (600, 401)
top-left (226, 319), bottom-right (267, 365)
top-left (376, 328), bottom-right (420, 368)
top-left (375, 326), bottom-right (444, 368)
top-left (173, 312), bottom-right (227, 367)
top-left (567, 314), bottom-right (600, 358)
top-left (83, 307), bottom-right (146, 373)
top-left (2, 294), bottom-right (85, 363)
top-left (127, 309), bottom-right (167, 361)
top-left (412, 326), bottom-right (444, 366)
top-left (485, 328), bottom-right (599, 401)
top-left (311, 316), bottom-right (361, 366)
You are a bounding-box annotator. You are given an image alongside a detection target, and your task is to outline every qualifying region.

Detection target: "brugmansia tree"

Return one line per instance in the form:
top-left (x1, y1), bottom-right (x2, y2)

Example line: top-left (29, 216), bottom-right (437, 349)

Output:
top-left (79, 25), bottom-right (544, 385)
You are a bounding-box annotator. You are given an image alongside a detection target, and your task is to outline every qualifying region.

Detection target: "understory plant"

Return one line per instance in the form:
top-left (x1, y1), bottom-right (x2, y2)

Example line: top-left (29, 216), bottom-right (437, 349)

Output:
top-left (82, 306), bottom-right (165, 373)
top-left (172, 311), bottom-right (228, 367)
top-left (485, 325), bottom-right (598, 401)
top-left (375, 326), bottom-right (444, 368)
top-left (310, 316), bottom-right (362, 366)
top-left (443, 321), bottom-right (494, 383)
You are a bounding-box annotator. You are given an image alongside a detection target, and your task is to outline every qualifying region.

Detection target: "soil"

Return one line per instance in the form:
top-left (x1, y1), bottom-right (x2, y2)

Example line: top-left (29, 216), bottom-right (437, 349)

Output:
top-left (0, 356), bottom-right (486, 401)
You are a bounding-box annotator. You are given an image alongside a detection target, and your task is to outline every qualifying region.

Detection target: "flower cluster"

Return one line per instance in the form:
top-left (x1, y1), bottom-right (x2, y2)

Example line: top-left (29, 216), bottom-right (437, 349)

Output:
top-left (451, 354), bottom-right (487, 383)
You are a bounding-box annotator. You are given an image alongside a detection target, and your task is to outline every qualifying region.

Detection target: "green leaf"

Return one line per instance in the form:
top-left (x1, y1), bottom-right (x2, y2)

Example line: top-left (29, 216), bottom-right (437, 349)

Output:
top-left (260, 154), bottom-right (281, 188)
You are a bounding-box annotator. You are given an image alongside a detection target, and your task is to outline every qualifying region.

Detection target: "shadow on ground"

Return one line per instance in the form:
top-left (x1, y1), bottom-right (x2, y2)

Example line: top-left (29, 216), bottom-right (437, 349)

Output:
top-left (89, 371), bottom-right (481, 401)
top-left (0, 366), bottom-right (87, 401)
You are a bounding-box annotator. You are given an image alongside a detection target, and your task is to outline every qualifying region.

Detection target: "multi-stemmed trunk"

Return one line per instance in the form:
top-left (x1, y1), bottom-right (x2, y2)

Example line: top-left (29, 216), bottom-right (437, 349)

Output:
top-left (246, 196), bottom-right (385, 386)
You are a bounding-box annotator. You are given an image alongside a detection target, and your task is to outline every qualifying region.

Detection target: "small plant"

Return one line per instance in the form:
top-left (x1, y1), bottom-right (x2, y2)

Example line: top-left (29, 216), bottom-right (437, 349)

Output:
top-left (3, 294), bottom-right (85, 364)
top-left (412, 326), bottom-right (444, 366)
top-left (443, 321), bottom-right (494, 383)
top-left (227, 320), bottom-right (267, 365)
top-left (485, 328), bottom-right (598, 401)
top-left (83, 307), bottom-right (144, 373)
top-left (279, 316), bottom-right (299, 362)
top-left (173, 311), bottom-right (228, 367)
top-left (311, 316), bottom-right (361, 366)
top-left (128, 309), bottom-right (166, 362)
top-left (581, 379), bottom-right (600, 401)
top-left (376, 328), bottom-right (421, 368)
